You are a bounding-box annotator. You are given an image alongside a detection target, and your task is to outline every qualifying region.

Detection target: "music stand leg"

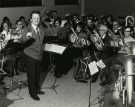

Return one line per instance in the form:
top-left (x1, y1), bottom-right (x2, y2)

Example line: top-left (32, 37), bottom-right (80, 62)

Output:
top-left (0, 56), bottom-right (7, 75)
top-left (88, 78), bottom-right (91, 107)
top-left (42, 76), bottom-right (59, 94)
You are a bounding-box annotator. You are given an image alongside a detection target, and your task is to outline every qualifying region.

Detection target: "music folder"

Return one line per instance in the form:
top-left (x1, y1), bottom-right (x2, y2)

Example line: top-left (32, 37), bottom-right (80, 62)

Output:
top-left (44, 43), bottom-right (67, 55)
top-left (88, 61), bottom-right (99, 76)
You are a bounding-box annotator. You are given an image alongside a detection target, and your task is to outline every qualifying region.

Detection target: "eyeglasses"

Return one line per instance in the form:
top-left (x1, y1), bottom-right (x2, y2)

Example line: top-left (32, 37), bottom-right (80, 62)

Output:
top-left (124, 31), bottom-right (131, 32)
top-left (99, 29), bottom-right (107, 31)
top-left (17, 23), bottom-right (23, 26)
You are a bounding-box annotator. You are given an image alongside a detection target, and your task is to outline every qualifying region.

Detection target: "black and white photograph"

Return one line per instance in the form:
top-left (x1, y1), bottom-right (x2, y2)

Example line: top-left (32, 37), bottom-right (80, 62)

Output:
top-left (0, 0), bottom-right (135, 107)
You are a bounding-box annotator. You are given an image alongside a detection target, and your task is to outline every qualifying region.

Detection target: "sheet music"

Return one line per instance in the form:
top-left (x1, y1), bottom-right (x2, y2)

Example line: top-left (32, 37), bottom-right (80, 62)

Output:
top-left (88, 61), bottom-right (99, 76)
top-left (96, 60), bottom-right (106, 69)
top-left (44, 43), bottom-right (67, 55)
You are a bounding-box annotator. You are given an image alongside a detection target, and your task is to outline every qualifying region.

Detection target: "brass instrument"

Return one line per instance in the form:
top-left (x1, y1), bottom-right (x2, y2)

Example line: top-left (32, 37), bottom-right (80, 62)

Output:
top-left (70, 27), bottom-right (79, 44)
top-left (90, 31), bottom-right (104, 50)
top-left (125, 16), bottom-right (134, 27)
top-left (70, 27), bottom-right (88, 47)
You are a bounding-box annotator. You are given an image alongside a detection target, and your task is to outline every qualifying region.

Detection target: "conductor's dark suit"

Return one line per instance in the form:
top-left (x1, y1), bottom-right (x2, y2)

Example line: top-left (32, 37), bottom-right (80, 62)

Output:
top-left (22, 24), bottom-right (45, 97)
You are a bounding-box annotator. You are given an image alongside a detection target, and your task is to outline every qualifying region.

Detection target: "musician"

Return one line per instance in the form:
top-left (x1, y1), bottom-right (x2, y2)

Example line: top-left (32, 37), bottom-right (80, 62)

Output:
top-left (22, 10), bottom-right (46, 101)
top-left (90, 24), bottom-right (117, 83)
top-left (124, 27), bottom-right (135, 43)
top-left (11, 20), bottom-right (26, 74)
top-left (69, 22), bottom-right (91, 80)
top-left (0, 21), bottom-right (12, 46)
top-left (112, 20), bottom-right (121, 35)
top-left (19, 16), bottom-right (28, 28)
top-left (97, 24), bottom-right (116, 58)
top-left (86, 17), bottom-right (95, 34)
top-left (10, 20), bottom-right (24, 42)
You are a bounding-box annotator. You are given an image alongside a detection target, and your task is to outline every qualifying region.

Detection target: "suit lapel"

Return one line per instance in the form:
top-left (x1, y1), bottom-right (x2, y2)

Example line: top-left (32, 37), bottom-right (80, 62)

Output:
top-left (27, 24), bottom-right (44, 44)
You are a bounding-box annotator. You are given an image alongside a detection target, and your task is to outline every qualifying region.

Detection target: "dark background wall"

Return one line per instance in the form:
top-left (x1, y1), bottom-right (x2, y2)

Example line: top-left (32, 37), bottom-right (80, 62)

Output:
top-left (85, 0), bottom-right (135, 16)
top-left (0, 0), bottom-right (134, 23)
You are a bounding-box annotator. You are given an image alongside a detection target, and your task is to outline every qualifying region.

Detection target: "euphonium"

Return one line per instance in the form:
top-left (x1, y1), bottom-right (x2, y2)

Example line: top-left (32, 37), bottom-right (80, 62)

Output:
top-left (90, 31), bottom-right (104, 50)
top-left (70, 27), bottom-right (79, 43)
top-left (70, 27), bottom-right (84, 47)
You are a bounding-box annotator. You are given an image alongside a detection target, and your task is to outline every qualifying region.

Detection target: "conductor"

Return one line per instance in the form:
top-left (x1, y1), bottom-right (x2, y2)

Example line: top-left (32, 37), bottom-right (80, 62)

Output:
top-left (22, 10), bottom-right (46, 101)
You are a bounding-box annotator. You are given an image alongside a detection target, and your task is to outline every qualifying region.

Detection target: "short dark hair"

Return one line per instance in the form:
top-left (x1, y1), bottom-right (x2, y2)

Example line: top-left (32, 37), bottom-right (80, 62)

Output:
top-left (30, 10), bottom-right (40, 18)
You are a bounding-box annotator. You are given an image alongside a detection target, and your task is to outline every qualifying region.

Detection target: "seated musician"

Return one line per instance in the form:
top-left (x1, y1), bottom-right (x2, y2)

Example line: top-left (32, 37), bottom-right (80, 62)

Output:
top-left (11, 19), bottom-right (26, 73)
top-left (118, 27), bottom-right (135, 53)
top-left (69, 22), bottom-right (91, 78)
top-left (95, 24), bottom-right (120, 59)
top-left (19, 16), bottom-right (28, 28)
top-left (11, 19), bottom-right (24, 42)
top-left (0, 20), bottom-right (24, 77)
top-left (0, 21), bottom-right (12, 48)
top-left (124, 27), bottom-right (135, 43)
top-left (90, 24), bottom-right (120, 84)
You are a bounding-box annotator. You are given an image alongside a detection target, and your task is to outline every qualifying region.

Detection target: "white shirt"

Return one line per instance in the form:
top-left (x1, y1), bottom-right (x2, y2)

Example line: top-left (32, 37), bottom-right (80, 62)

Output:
top-left (31, 24), bottom-right (39, 33)
top-left (1, 30), bottom-right (11, 41)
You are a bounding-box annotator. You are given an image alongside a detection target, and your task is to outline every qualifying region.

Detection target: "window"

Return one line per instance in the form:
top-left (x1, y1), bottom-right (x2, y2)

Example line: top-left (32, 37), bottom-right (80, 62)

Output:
top-left (0, 0), bottom-right (42, 7)
top-left (55, 0), bottom-right (79, 5)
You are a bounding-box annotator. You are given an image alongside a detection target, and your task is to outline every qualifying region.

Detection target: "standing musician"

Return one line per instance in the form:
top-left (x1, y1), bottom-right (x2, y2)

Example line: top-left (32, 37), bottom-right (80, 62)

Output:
top-left (21, 10), bottom-right (46, 101)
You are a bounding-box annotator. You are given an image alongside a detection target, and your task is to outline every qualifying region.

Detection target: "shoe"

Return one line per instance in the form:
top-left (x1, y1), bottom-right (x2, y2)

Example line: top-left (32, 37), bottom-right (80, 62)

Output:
top-left (37, 90), bottom-right (45, 95)
top-left (30, 95), bottom-right (40, 101)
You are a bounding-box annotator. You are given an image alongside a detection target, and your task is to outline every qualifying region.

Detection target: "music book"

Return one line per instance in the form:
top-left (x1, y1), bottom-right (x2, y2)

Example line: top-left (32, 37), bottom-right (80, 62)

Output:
top-left (88, 61), bottom-right (99, 76)
top-left (44, 43), bottom-right (67, 55)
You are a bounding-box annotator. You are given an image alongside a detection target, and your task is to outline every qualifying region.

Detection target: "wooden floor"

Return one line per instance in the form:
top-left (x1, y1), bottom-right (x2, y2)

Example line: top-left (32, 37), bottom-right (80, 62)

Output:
top-left (4, 67), bottom-right (101, 107)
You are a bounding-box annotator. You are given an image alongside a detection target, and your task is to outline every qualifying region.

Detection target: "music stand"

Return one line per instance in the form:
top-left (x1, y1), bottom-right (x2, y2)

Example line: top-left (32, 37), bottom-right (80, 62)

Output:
top-left (43, 43), bottom-right (67, 94)
top-left (87, 51), bottom-right (105, 107)
top-left (88, 61), bottom-right (99, 107)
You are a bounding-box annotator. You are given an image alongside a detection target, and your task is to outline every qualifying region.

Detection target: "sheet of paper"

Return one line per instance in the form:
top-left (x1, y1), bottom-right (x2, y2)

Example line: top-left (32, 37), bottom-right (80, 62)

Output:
top-left (96, 60), bottom-right (106, 69)
top-left (88, 61), bottom-right (99, 76)
top-left (44, 43), bottom-right (66, 55)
